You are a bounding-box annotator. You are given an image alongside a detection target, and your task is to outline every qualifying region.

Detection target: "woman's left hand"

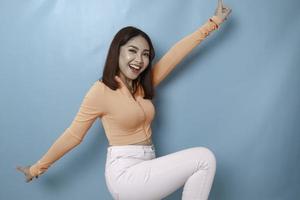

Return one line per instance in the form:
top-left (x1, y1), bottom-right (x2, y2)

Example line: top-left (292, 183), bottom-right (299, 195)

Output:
top-left (214, 0), bottom-right (232, 24)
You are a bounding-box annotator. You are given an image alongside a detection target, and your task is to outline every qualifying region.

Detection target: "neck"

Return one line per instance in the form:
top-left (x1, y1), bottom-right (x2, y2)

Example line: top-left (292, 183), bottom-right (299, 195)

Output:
top-left (119, 72), bottom-right (133, 91)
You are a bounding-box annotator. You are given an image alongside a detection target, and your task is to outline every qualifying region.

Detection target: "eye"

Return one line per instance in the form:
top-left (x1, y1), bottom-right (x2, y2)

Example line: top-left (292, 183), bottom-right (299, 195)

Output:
top-left (128, 49), bottom-right (137, 53)
top-left (143, 52), bottom-right (150, 57)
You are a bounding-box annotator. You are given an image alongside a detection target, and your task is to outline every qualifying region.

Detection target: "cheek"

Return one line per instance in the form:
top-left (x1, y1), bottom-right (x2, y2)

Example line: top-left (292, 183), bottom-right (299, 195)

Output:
top-left (125, 51), bottom-right (136, 61)
top-left (144, 58), bottom-right (150, 68)
top-left (119, 52), bottom-right (133, 67)
top-left (144, 57), bottom-right (150, 66)
top-left (140, 60), bottom-right (150, 73)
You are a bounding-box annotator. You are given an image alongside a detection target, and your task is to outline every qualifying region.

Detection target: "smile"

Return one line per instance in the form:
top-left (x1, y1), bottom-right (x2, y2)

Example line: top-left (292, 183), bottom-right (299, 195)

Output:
top-left (129, 64), bottom-right (141, 73)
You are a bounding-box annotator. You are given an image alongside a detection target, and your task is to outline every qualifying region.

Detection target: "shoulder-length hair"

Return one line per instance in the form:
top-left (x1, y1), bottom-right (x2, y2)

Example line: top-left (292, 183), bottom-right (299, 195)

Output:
top-left (100, 26), bottom-right (155, 99)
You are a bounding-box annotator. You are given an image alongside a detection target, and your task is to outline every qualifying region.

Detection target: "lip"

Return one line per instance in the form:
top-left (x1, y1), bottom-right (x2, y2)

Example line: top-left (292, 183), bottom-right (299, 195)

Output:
top-left (129, 64), bottom-right (141, 74)
top-left (129, 64), bottom-right (142, 69)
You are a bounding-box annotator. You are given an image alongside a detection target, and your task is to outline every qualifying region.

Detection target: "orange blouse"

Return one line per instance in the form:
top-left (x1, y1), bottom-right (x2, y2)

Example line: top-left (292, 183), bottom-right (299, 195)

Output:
top-left (29, 16), bottom-right (221, 177)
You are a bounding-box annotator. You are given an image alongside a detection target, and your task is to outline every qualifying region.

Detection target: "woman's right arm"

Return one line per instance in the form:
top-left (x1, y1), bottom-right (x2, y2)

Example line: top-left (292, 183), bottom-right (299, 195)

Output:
top-left (19, 81), bottom-right (106, 180)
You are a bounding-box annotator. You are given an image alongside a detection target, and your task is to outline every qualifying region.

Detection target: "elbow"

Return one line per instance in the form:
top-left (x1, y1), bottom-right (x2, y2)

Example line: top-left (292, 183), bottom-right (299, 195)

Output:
top-left (66, 127), bottom-right (84, 145)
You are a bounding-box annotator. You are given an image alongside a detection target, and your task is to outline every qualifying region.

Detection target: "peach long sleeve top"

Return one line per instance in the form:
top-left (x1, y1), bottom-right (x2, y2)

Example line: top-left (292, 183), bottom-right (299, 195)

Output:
top-left (29, 16), bottom-right (222, 177)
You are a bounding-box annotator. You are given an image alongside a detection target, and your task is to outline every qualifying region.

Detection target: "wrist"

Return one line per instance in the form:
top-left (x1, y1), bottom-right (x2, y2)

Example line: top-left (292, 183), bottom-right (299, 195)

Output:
top-left (29, 165), bottom-right (37, 177)
top-left (210, 15), bottom-right (223, 28)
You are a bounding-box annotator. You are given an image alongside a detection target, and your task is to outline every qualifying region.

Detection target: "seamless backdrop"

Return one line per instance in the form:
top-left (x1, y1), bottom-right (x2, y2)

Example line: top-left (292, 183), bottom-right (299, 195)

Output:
top-left (1, 0), bottom-right (299, 199)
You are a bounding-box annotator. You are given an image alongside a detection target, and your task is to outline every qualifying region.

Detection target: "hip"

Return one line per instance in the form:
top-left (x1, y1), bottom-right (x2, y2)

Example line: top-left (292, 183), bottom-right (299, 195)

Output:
top-left (105, 144), bottom-right (156, 197)
top-left (105, 144), bottom-right (156, 176)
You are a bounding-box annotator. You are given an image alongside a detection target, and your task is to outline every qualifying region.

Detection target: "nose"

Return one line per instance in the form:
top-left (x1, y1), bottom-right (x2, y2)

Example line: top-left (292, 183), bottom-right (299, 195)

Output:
top-left (135, 54), bottom-right (144, 65)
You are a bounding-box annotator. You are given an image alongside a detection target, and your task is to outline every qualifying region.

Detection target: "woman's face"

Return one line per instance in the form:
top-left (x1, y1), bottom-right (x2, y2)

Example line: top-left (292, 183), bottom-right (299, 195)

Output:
top-left (118, 35), bottom-right (150, 80)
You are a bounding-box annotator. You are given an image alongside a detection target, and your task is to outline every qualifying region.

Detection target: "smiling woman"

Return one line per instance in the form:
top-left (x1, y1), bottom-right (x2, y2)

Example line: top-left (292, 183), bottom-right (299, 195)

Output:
top-left (102, 26), bottom-right (156, 100)
top-left (16, 0), bottom-right (232, 199)
top-left (126, 46), bottom-right (149, 75)
top-left (119, 36), bottom-right (150, 82)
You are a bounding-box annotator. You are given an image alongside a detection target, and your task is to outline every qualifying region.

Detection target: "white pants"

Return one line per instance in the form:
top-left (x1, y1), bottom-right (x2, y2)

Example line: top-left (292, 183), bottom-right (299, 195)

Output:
top-left (105, 144), bottom-right (216, 200)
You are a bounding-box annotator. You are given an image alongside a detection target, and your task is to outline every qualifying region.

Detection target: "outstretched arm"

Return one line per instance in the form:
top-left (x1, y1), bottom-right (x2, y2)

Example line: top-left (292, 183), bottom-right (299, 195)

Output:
top-left (151, 17), bottom-right (220, 87)
top-left (27, 81), bottom-right (106, 178)
top-left (151, 0), bottom-right (232, 87)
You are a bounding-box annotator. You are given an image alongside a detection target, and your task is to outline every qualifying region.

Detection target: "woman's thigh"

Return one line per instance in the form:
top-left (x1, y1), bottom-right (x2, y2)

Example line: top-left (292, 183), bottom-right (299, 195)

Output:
top-left (106, 146), bottom-right (216, 200)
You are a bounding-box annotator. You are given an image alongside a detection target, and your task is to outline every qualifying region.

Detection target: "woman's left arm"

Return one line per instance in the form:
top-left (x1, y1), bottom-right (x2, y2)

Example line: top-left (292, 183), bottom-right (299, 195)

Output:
top-left (152, 0), bottom-right (232, 88)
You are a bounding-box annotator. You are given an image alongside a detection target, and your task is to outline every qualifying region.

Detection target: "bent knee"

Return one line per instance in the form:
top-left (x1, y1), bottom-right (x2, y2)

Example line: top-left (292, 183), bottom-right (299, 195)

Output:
top-left (192, 147), bottom-right (217, 167)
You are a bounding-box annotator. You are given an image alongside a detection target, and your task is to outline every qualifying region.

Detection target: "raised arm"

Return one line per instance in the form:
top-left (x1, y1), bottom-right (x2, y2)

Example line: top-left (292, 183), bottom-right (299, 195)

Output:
top-left (151, 16), bottom-right (221, 88)
top-left (151, 1), bottom-right (232, 87)
top-left (28, 81), bottom-right (106, 178)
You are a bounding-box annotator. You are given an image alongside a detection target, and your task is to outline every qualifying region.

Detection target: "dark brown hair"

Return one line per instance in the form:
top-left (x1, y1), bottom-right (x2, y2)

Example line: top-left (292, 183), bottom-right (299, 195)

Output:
top-left (100, 26), bottom-right (155, 99)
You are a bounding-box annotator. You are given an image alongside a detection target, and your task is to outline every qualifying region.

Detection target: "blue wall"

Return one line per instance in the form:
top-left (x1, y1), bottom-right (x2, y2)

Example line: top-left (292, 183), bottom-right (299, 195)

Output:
top-left (1, 0), bottom-right (299, 199)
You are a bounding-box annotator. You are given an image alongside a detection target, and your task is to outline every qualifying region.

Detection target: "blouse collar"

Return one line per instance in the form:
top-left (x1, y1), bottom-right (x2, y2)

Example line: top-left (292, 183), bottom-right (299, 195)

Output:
top-left (114, 75), bottom-right (143, 99)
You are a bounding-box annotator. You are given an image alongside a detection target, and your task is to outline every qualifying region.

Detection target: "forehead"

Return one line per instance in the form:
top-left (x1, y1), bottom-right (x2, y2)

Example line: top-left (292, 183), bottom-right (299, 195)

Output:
top-left (123, 35), bottom-right (149, 49)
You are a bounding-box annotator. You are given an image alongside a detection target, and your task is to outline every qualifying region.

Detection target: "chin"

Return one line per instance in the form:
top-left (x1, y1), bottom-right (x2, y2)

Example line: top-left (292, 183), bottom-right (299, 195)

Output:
top-left (130, 75), bottom-right (139, 80)
top-left (126, 73), bottom-right (139, 80)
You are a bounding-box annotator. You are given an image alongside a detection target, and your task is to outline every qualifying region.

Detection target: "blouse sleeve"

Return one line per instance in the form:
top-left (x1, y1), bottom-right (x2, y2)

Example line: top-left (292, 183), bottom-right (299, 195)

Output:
top-left (151, 16), bottom-right (222, 87)
top-left (29, 81), bottom-right (106, 177)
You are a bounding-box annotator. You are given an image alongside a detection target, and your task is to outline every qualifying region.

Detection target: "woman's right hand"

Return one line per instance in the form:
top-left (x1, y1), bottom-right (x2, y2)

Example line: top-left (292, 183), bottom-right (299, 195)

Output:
top-left (16, 165), bottom-right (38, 183)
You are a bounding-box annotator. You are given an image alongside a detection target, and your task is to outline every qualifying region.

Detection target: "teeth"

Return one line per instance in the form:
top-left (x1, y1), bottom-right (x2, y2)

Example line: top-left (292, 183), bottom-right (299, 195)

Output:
top-left (129, 64), bottom-right (141, 70)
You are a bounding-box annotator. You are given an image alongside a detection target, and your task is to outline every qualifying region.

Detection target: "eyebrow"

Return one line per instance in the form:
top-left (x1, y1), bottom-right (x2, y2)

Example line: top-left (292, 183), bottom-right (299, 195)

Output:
top-left (128, 45), bottom-right (150, 52)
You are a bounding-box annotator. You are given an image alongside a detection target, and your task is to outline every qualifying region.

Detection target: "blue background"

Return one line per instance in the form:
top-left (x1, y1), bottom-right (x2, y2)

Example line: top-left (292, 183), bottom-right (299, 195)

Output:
top-left (1, 0), bottom-right (299, 199)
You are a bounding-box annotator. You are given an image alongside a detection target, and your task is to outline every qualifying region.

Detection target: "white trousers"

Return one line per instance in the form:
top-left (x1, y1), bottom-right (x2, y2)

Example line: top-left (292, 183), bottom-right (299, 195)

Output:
top-left (105, 145), bottom-right (216, 200)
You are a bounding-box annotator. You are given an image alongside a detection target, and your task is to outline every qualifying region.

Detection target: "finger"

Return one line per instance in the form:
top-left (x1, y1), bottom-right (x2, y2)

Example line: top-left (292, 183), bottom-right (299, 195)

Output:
top-left (16, 166), bottom-right (24, 172)
top-left (223, 6), bottom-right (231, 14)
top-left (228, 8), bottom-right (232, 15)
top-left (225, 7), bottom-right (231, 15)
top-left (218, 0), bottom-right (224, 9)
top-left (26, 178), bottom-right (32, 183)
top-left (224, 6), bottom-right (231, 11)
top-left (222, 5), bottom-right (228, 10)
top-left (27, 176), bottom-right (33, 182)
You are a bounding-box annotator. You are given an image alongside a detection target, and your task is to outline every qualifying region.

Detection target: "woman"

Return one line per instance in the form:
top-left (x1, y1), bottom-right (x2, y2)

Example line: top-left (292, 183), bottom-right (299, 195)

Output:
top-left (17, 1), bottom-right (231, 199)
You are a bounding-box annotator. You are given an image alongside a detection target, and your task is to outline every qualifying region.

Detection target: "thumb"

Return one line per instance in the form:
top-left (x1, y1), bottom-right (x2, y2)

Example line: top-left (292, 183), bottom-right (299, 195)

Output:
top-left (114, 75), bottom-right (122, 83)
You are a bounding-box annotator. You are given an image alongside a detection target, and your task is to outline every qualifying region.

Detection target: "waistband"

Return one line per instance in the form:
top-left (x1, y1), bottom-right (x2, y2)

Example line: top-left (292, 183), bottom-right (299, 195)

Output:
top-left (107, 144), bottom-right (155, 152)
